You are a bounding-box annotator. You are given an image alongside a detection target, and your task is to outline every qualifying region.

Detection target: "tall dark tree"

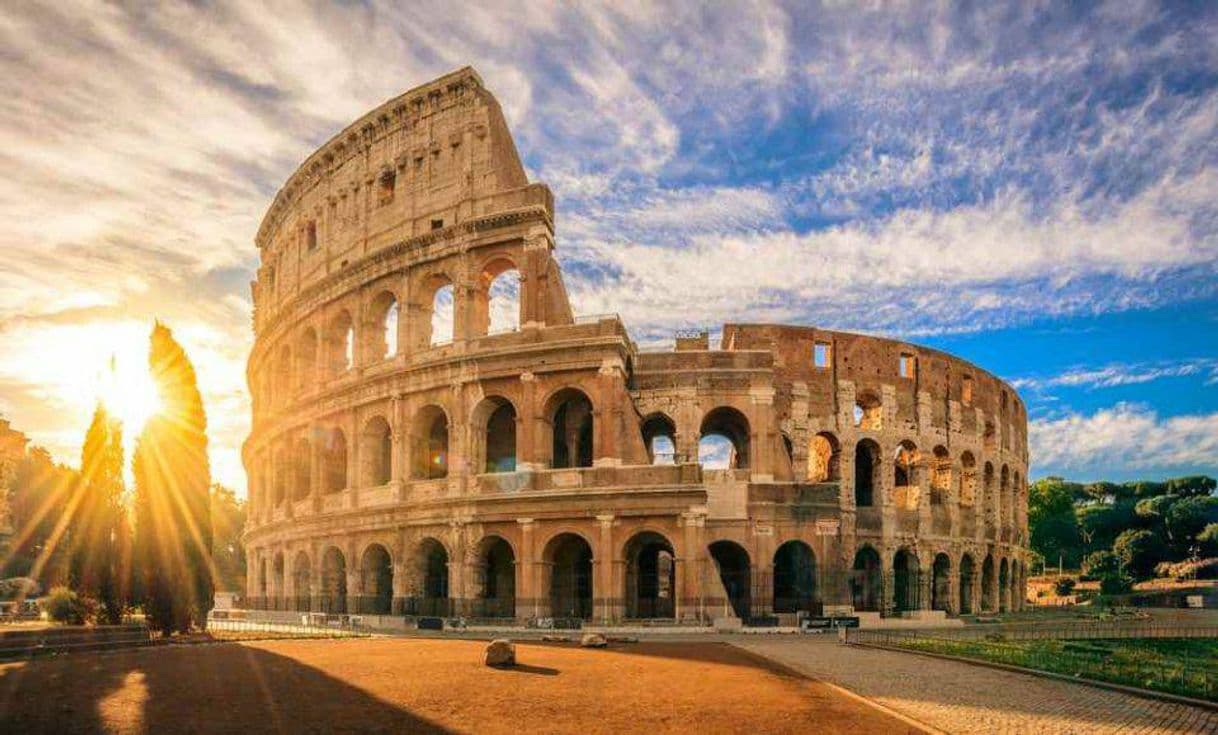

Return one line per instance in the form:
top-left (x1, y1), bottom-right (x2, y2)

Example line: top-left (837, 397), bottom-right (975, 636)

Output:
top-left (70, 403), bottom-right (127, 623)
top-left (3, 447), bottom-right (76, 588)
top-left (133, 322), bottom-right (213, 634)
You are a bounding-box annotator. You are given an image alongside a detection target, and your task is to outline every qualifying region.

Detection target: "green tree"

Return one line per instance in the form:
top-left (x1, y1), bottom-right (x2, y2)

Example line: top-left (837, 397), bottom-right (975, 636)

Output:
top-left (1081, 549), bottom-right (1121, 580)
top-left (1165, 496), bottom-right (1218, 554)
top-left (210, 484), bottom-right (247, 593)
top-left (70, 403), bottom-right (128, 623)
top-left (1028, 478), bottom-right (1082, 567)
top-left (1077, 502), bottom-right (1137, 556)
top-left (1198, 523), bottom-right (1218, 556)
top-left (1112, 529), bottom-right (1167, 581)
top-left (133, 322), bottom-right (213, 634)
top-left (2, 447), bottom-right (76, 588)
top-left (1165, 476), bottom-right (1217, 498)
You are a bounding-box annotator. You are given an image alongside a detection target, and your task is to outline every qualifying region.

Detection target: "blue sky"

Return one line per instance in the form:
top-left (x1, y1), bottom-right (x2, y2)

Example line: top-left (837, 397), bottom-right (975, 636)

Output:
top-left (0, 1), bottom-right (1216, 490)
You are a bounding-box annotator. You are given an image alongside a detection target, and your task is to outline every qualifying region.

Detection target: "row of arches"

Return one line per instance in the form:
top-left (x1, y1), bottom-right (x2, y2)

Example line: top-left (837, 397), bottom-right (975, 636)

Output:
top-left (850, 546), bottom-right (1024, 615)
top-left (260, 262), bottom-right (523, 410)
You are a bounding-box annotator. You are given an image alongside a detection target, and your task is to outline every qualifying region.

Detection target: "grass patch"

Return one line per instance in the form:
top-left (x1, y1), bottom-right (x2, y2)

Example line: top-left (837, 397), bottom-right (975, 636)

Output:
top-left (893, 636), bottom-right (1218, 702)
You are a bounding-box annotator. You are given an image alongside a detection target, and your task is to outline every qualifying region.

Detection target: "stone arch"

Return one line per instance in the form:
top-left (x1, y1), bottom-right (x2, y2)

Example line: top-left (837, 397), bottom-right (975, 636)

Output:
top-left (854, 390), bottom-right (882, 430)
top-left (321, 546), bottom-right (347, 613)
top-left (322, 427), bottom-right (348, 493)
top-left (273, 445), bottom-right (290, 507)
top-left (325, 310), bottom-right (355, 376)
top-left (708, 539), bottom-right (751, 619)
top-left (410, 405), bottom-right (449, 479)
top-left (773, 540), bottom-right (818, 614)
top-left (641, 412), bottom-right (677, 465)
top-left (892, 548), bottom-right (920, 613)
top-left (983, 419), bottom-right (996, 452)
top-left (623, 531), bottom-right (676, 619)
top-left (808, 431), bottom-right (841, 482)
top-left (359, 543), bottom-right (393, 615)
top-left (931, 552), bottom-right (951, 612)
top-left (546, 387), bottom-right (594, 469)
top-left (959, 451), bottom-right (977, 506)
top-left (292, 550), bottom-right (312, 611)
top-left (1000, 464), bottom-right (1011, 527)
top-left (851, 545), bottom-right (883, 613)
top-left (471, 396), bottom-right (517, 474)
top-left (930, 446), bottom-right (951, 505)
top-left (292, 435), bottom-right (311, 501)
top-left (365, 290), bottom-right (399, 360)
top-left (998, 557), bottom-right (1010, 612)
top-left (473, 535), bottom-right (516, 618)
top-left (544, 532), bottom-right (594, 620)
top-left (893, 440), bottom-right (920, 510)
top-left (274, 344), bottom-right (292, 405)
top-left (420, 273), bottom-right (454, 347)
top-left (959, 553), bottom-right (976, 614)
top-left (981, 553), bottom-right (996, 612)
top-left (272, 552), bottom-right (285, 607)
top-left (360, 415), bottom-right (393, 486)
top-left (854, 438), bottom-right (881, 507)
top-left (475, 257), bottom-right (521, 335)
top-left (414, 537), bottom-right (450, 617)
top-left (699, 406), bottom-right (750, 470)
top-left (983, 462), bottom-right (996, 530)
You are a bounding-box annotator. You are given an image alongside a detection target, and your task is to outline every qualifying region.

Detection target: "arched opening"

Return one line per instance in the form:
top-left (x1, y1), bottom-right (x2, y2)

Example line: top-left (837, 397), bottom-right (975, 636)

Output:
top-left (473, 397), bottom-right (517, 474)
top-left (411, 406), bottom-right (449, 479)
top-left (475, 536), bottom-right (515, 618)
top-left (361, 416), bottom-right (393, 486)
top-left (930, 446), bottom-right (951, 505)
top-left (931, 553), bottom-right (951, 612)
top-left (486, 265), bottom-right (521, 334)
top-left (417, 538), bottom-right (450, 617)
top-left (275, 345), bottom-right (292, 404)
top-left (548, 388), bottom-right (594, 469)
top-left (854, 390), bottom-right (882, 430)
top-left (359, 544), bottom-right (393, 615)
top-left (981, 554), bottom-right (996, 613)
top-left (273, 446), bottom-right (289, 507)
top-left (321, 547), bottom-right (347, 613)
top-left (959, 451), bottom-right (977, 506)
top-left (296, 327), bottom-right (318, 390)
top-left (1000, 464), bottom-right (1011, 527)
top-left (699, 407), bottom-right (750, 469)
top-left (293, 436), bottom-right (311, 501)
top-left (322, 428), bottom-right (348, 493)
top-left (854, 439), bottom-right (881, 507)
top-left (808, 432), bottom-right (841, 482)
top-left (893, 440), bottom-right (920, 510)
top-left (429, 279), bottom-right (455, 346)
top-left (893, 548), bottom-right (920, 613)
top-left (641, 413), bottom-right (677, 465)
top-left (983, 462), bottom-right (996, 531)
top-left (545, 533), bottom-right (593, 620)
top-left (292, 551), bottom-right (311, 612)
top-left (959, 554), bottom-right (975, 614)
top-left (773, 540), bottom-right (818, 614)
top-left (708, 540), bottom-right (751, 619)
top-left (998, 558), bottom-right (1010, 612)
top-left (983, 420), bottom-right (996, 452)
top-left (851, 546), bottom-right (882, 613)
top-left (272, 552), bottom-right (285, 609)
top-left (624, 532), bottom-right (676, 619)
top-left (366, 291), bottom-right (399, 360)
top-left (325, 311), bottom-right (355, 376)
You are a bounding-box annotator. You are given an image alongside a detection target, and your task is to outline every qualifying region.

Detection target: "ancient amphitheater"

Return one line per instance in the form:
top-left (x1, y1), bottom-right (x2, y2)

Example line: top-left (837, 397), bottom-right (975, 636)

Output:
top-left (243, 68), bottom-right (1029, 627)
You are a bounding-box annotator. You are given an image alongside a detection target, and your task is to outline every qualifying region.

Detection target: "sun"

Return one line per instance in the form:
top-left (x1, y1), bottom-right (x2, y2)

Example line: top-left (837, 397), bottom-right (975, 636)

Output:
top-left (98, 345), bottom-right (162, 437)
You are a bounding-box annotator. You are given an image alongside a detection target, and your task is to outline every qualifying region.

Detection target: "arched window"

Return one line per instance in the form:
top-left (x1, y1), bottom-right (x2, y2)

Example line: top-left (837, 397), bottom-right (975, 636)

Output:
top-left (326, 311), bottom-right (355, 375)
top-left (292, 552), bottom-right (311, 612)
top-left (851, 546), bottom-right (882, 612)
top-left (293, 436), bottom-right (311, 501)
top-left (854, 390), bottom-right (882, 431)
top-left (854, 439), bottom-right (881, 507)
top-left (296, 328), bottom-right (318, 390)
top-left (473, 397), bottom-right (517, 474)
top-left (894, 440), bottom-right (918, 487)
top-left (708, 540), bottom-right (751, 619)
top-left (548, 388), bottom-right (594, 469)
top-left (323, 428), bottom-right (348, 493)
top-left (416, 538), bottom-right (450, 617)
top-left (411, 405), bottom-right (449, 479)
top-left (487, 268), bottom-right (521, 333)
top-left (893, 548), bottom-right (920, 612)
top-left (931, 553), bottom-right (951, 612)
top-left (773, 541), bottom-right (817, 614)
top-left (359, 544), bottom-right (393, 615)
top-left (275, 345), bottom-right (292, 404)
top-left (959, 451), bottom-right (977, 506)
top-left (430, 281), bottom-right (454, 346)
top-left (930, 446), bottom-right (951, 505)
top-left (273, 446), bottom-right (289, 506)
top-left (361, 416), bottom-right (392, 486)
top-left (699, 407), bottom-right (750, 470)
top-left (624, 532), bottom-right (676, 619)
top-left (365, 291), bottom-right (399, 360)
top-left (475, 536), bottom-right (515, 618)
top-left (545, 533), bottom-right (594, 620)
top-left (321, 547), bottom-right (347, 613)
top-left (808, 432), bottom-right (841, 482)
top-left (641, 413), bottom-right (677, 465)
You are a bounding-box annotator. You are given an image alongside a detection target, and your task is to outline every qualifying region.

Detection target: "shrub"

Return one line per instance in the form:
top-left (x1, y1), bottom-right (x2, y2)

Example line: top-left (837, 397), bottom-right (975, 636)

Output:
top-left (1081, 550), bottom-right (1120, 581)
top-left (42, 586), bottom-right (97, 625)
top-left (1053, 577), bottom-right (1077, 596)
top-left (1098, 574), bottom-right (1134, 596)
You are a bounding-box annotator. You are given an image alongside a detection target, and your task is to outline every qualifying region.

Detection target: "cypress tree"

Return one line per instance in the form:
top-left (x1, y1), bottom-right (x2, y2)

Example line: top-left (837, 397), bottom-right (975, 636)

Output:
top-left (133, 322), bottom-right (213, 634)
top-left (71, 403), bottom-right (126, 623)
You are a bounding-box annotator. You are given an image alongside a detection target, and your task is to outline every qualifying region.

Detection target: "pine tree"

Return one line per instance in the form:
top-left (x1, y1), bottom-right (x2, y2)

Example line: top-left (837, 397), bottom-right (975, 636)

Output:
top-left (133, 322), bottom-right (213, 634)
top-left (71, 403), bottom-right (126, 623)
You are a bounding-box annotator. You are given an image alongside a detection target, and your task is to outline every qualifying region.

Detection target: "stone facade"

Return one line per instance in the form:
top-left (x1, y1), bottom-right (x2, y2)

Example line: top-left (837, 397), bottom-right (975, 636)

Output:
top-left (243, 67), bottom-right (1029, 624)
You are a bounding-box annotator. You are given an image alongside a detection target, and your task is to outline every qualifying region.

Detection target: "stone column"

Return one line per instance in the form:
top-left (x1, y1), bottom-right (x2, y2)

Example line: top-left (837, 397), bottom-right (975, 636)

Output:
top-left (595, 359), bottom-right (624, 467)
top-left (516, 518), bottom-right (536, 619)
top-left (679, 511), bottom-right (706, 622)
top-left (594, 514), bottom-right (615, 623)
top-left (948, 568), bottom-right (961, 616)
top-left (749, 385), bottom-right (776, 482)
top-left (517, 371), bottom-right (538, 471)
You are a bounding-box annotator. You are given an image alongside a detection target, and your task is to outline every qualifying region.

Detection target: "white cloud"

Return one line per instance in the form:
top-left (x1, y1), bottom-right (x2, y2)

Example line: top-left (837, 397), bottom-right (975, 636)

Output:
top-left (1013, 359), bottom-right (1218, 392)
top-left (1029, 403), bottom-right (1218, 475)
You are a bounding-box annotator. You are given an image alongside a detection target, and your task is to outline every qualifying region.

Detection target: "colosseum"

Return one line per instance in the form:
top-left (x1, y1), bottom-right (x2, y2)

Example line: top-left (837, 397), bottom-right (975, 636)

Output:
top-left (243, 67), bottom-right (1029, 628)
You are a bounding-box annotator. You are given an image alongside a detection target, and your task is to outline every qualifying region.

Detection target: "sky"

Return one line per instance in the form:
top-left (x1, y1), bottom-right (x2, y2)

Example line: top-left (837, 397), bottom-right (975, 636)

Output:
top-left (1, 1), bottom-right (1216, 494)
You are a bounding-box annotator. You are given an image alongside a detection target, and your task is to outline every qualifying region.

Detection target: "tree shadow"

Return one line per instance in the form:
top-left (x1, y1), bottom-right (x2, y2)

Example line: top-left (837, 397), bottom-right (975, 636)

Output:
top-left (0, 641), bottom-right (453, 734)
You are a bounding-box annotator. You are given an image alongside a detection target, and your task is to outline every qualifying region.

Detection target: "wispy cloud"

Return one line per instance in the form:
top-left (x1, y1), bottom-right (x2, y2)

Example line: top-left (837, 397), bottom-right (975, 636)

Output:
top-left (1013, 359), bottom-right (1218, 392)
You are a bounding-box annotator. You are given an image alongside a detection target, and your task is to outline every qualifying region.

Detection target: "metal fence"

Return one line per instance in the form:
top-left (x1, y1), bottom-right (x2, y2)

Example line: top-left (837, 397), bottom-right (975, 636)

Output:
top-left (206, 617), bottom-right (368, 638)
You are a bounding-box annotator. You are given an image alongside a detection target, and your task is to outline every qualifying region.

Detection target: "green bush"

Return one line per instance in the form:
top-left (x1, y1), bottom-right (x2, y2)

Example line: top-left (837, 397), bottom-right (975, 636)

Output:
top-left (1053, 577), bottom-right (1077, 596)
top-left (1098, 574), bottom-right (1134, 595)
top-left (1081, 550), bottom-right (1120, 581)
top-left (42, 586), bottom-right (97, 624)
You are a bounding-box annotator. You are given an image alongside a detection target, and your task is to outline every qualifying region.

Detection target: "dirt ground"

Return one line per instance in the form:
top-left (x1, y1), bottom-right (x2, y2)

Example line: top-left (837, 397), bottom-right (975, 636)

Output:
top-left (0, 637), bottom-right (915, 734)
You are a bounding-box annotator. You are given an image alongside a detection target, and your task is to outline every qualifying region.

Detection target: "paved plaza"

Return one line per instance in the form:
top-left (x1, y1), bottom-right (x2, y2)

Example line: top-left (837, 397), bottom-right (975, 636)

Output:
top-left (738, 636), bottom-right (1218, 734)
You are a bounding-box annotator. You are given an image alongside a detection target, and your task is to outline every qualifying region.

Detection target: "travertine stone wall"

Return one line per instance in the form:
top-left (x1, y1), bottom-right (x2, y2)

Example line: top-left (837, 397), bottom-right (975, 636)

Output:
top-left (243, 68), bottom-right (1029, 623)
